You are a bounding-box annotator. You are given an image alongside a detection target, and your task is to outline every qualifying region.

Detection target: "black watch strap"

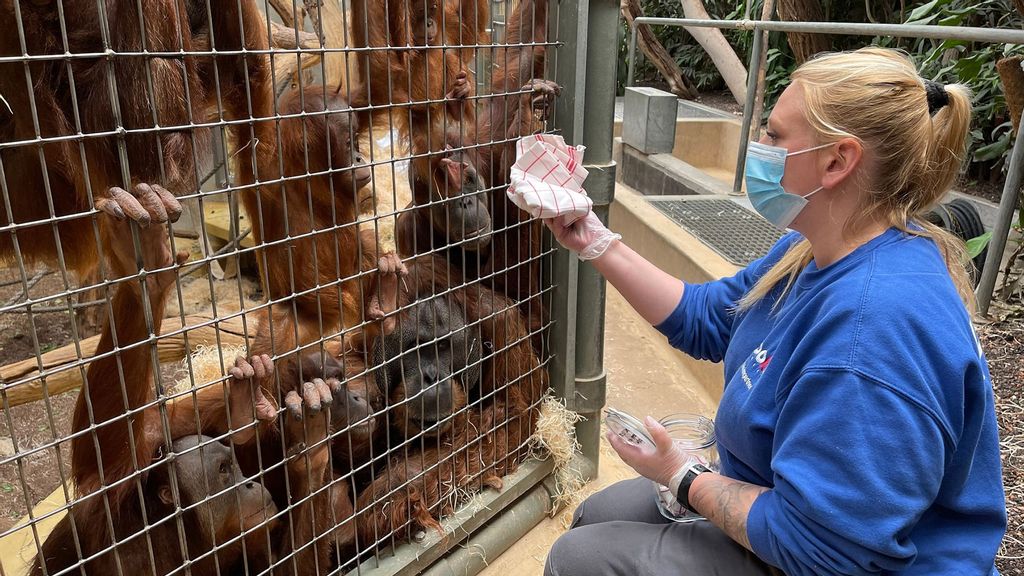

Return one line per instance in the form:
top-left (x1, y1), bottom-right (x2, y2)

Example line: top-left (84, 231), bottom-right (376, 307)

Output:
top-left (675, 462), bottom-right (711, 512)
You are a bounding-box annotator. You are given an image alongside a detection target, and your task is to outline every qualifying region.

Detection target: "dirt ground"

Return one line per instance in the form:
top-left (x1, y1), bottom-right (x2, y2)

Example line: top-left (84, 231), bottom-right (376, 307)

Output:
top-left (981, 315), bottom-right (1024, 575)
top-left (0, 269), bottom-right (88, 531)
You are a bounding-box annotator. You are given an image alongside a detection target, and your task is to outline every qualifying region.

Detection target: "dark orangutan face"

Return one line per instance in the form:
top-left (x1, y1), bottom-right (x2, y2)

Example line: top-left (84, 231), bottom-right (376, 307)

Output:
top-left (373, 297), bottom-right (482, 437)
top-left (427, 153), bottom-right (491, 251)
top-left (157, 435), bottom-right (276, 539)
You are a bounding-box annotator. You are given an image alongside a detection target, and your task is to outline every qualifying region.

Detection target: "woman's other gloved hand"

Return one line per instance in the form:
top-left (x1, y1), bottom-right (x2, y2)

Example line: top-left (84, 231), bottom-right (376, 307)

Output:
top-left (607, 416), bottom-right (692, 487)
top-left (544, 212), bottom-right (621, 260)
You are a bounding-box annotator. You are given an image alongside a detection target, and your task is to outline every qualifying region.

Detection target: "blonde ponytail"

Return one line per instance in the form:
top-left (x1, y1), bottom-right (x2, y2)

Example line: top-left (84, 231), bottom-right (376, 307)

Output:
top-left (737, 48), bottom-right (976, 314)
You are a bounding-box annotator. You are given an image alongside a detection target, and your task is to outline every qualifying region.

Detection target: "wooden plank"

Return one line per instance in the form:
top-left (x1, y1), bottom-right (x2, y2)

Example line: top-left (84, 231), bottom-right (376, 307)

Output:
top-left (0, 314), bottom-right (254, 408)
top-left (0, 484), bottom-right (68, 576)
top-left (202, 201), bottom-right (256, 249)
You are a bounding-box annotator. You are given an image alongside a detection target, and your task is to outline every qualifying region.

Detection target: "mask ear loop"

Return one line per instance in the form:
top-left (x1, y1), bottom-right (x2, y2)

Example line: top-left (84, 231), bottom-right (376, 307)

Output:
top-left (788, 142), bottom-right (835, 200)
top-left (786, 141), bottom-right (835, 158)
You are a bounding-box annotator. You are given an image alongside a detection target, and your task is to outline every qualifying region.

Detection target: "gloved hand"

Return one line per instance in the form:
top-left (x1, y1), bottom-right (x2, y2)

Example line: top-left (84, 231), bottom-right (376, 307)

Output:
top-left (544, 211), bottom-right (621, 261)
top-left (607, 415), bottom-right (692, 487)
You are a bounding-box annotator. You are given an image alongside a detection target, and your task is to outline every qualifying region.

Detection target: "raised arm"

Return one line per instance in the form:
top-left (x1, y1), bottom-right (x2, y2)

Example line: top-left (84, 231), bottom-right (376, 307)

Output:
top-left (71, 186), bottom-right (188, 501)
top-left (545, 214), bottom-right (683, 326)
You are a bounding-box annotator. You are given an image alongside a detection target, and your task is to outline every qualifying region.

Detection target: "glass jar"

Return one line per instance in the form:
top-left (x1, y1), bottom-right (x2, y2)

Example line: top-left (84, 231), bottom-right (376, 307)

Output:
top-left (652, 413), bottom-right (719, 522)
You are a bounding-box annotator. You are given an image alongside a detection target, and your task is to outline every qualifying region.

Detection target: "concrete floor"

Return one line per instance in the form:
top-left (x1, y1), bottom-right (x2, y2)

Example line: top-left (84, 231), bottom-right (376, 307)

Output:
top-left (477, 284), bottom-right (717, 576)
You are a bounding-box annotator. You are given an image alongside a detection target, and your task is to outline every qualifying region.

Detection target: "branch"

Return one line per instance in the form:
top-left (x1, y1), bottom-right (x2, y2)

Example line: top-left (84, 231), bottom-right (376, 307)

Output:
top-left (192, 23), bottom-right (318, 52)
top-left (749, 0), bottom-right (777, 142)
top-left (268, 0), bottom-right (302, 28)
top-left (621, 0), bottom-right (698, 99)
top-left (679, 0), bottom-right (747, 104)
top-left (998, 56), bottom-right (1024, 134)
top-left (271, 21), bottom-right (320, 50)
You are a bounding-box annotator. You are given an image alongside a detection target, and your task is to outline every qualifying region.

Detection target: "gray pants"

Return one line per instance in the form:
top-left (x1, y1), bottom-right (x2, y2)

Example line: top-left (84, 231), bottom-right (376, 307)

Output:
top-left (544, 477), bottom-right (784, 576)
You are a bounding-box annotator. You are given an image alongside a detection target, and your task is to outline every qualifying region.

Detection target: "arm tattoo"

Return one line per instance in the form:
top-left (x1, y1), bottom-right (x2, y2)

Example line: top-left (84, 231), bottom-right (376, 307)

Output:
top-left (688, 474), bottom-right (770, 551)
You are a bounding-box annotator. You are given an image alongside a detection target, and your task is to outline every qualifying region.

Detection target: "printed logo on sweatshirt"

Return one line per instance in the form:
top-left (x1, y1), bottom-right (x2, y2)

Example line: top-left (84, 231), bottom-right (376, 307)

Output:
top-left (740, 343), bottom-right (772, 390)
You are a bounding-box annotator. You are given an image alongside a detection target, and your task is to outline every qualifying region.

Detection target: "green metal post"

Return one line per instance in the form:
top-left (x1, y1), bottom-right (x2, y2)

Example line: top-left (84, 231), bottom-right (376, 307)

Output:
top-left (547, 0), bottom-right (585, 467)
top-left (549, 0), bottom-right (619, 474)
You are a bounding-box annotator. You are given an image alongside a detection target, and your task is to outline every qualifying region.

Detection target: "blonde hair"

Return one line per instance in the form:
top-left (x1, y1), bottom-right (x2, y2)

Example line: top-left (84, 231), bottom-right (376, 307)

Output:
top-left (737, 47), bottom-right (975, 313)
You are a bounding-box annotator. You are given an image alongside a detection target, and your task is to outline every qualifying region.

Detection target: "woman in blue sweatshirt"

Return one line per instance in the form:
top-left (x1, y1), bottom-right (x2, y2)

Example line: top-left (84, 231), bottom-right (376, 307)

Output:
top-left (543, 47), bottom-right (1006, 575)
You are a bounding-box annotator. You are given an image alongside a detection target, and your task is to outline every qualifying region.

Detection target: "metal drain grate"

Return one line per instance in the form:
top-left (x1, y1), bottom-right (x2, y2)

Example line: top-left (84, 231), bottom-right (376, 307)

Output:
top-left (647, 198), bottom-right (784, 266)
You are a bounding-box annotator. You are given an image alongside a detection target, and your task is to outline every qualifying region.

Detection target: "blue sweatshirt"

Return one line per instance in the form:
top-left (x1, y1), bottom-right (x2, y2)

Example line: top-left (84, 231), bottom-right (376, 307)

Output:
top-left (656, 228), bottom-right (1006, 575)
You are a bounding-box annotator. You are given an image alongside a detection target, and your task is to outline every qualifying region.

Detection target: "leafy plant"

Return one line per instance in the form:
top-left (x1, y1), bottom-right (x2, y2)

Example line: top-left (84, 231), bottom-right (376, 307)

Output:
top-left (967, 231), bottom-right (993, 259)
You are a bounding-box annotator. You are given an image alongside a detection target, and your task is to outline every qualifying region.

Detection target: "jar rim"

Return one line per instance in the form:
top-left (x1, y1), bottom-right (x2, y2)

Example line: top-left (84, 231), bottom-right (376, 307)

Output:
top-left (658, 413), bottom-right (715, 448)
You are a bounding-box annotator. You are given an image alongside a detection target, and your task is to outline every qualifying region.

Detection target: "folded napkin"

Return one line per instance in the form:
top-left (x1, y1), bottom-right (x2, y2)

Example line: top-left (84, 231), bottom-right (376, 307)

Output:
top-left (507, 134), bottom-right (591, 225)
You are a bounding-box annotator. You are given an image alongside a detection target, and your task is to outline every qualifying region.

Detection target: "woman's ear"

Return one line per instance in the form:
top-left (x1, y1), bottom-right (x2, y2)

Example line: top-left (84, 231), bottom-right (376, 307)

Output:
top-left (821, 137), bottom-right (864, 190)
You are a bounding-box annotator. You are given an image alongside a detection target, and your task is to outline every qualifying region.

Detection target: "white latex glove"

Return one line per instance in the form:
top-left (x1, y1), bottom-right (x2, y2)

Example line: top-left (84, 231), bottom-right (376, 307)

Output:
top-left (544, 212), bottom-right (621, 261)
top-left (607, 415), bottom-right (692, 487)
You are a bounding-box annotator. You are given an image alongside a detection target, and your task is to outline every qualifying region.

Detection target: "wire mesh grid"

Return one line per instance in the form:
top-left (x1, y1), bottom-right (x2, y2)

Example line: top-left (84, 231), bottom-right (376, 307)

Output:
top-left (0, 0), bottom-right (561, 574)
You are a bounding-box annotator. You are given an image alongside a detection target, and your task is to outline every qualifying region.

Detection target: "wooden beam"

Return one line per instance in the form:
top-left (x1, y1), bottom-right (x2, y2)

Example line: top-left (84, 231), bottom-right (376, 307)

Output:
top-left (270, 21), bottom-right (320, 50)
top-left (0, 314), bottom-right (253, 408)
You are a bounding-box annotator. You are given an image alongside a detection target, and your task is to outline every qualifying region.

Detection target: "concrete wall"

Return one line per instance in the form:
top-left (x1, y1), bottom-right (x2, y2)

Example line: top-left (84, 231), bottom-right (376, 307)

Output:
top-left (613, 118), bottom-right (743, 190)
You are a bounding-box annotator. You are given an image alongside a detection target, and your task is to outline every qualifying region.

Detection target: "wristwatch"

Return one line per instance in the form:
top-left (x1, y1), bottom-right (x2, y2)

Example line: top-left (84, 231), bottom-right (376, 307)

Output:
top-left (669, 461), bottom-right (711, 513)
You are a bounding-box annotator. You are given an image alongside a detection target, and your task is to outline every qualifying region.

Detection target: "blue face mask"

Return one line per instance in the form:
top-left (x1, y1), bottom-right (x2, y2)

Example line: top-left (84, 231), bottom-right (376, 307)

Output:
top-left (745, 141), bottom-right (832, 229)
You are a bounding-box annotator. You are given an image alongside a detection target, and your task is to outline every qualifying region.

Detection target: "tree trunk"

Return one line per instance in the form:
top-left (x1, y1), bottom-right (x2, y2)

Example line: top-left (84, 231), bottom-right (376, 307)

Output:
top-left (679, 0), bottom-right (747, 105)
top-left (621, 0), bottom-right (699, 99)
top-left (1015, 0), bottom-right (1024, 19)
top-left (998, 56), bottom-right (1024, 134)
top-left (268, 0), bottom-right (304, 28)
top-left (302, 0), bottom-right (349, 90)
top-left (776, 0), bottom-right (830, 64)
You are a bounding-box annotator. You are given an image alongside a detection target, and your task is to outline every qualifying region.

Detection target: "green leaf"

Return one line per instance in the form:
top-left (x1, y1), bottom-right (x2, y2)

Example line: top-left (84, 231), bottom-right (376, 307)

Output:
top-left (966, 232), bottom-right (992, 260)
top-left (938, 13), bottom-right (965, 26)
top-left (905, 0), bottom-right (943, 23)
top-left (973, 136), bottom-right (1012, 162)
top-left (1, 484), bottom-right (12, 493)
top-left (954, 56), bottom-right (983, 81)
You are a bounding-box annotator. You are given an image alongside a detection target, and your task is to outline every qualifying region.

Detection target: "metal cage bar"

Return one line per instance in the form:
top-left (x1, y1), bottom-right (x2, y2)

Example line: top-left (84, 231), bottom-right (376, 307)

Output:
top-left (0, 0), bottom-right (595, 575)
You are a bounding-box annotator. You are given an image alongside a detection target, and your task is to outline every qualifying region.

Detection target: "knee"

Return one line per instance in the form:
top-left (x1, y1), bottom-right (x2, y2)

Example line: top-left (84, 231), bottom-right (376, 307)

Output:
top-left (569, 500), bottom-right (585, 527)
top-left (570, 477), bottom-right (654, 527)
top-left (544, 530), bottom-right (592, 576)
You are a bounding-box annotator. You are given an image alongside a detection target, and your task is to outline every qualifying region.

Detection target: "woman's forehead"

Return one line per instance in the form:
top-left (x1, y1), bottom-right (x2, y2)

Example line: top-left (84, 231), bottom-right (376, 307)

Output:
top-left (769, 85), bottom-right (808, 130)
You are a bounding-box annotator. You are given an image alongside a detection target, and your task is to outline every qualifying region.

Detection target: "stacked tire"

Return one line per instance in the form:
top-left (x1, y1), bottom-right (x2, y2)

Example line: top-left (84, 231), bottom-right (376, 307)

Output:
top-left (923, 198), bottom-right (987, 286)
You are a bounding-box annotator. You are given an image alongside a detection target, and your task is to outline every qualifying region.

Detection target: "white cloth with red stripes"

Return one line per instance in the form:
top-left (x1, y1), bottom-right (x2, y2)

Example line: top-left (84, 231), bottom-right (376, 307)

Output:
top-left (507, 134), bottom-right (592, 226)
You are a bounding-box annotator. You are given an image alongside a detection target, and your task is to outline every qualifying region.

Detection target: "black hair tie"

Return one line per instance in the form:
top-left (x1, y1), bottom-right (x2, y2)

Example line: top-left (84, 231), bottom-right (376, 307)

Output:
top-left (924, 80), bottom-right (949, 116)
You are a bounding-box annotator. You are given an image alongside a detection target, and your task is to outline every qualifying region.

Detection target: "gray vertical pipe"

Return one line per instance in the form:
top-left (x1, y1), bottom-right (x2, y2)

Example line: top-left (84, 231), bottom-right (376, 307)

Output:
top-left (733, 23), bottom-right (764, 194)
top-left (548, 0), bottom-right (618, 473)
top-left (977, 120), bottom-right (1024, 315)
top-left (574, 0), bottom-right (619, 470)
top-left (548, 0), bottom-right (585, 435)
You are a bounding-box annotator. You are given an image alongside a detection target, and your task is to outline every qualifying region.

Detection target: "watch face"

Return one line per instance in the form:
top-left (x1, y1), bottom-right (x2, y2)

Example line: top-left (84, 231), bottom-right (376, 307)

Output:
top-left (604, 408), bottom-right (655, 449)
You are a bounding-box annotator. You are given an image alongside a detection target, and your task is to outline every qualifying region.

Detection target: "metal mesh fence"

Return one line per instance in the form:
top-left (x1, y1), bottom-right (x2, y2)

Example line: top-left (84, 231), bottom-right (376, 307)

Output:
top-left (0, 1), bottom-right (561, 574)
